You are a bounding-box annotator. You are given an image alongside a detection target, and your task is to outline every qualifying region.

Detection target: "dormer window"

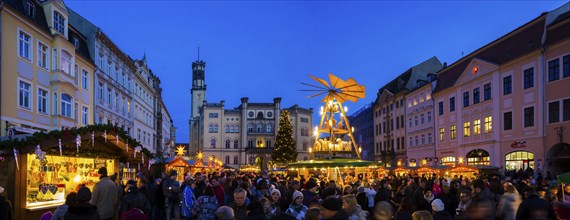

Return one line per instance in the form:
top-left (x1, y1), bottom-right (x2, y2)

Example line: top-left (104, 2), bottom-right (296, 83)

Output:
top-left (53, 11), bottom-right (66, 35)
top-left (73, 37), bottom-right (79, 48)
top-left (26, 1), bottom-right (35, 18)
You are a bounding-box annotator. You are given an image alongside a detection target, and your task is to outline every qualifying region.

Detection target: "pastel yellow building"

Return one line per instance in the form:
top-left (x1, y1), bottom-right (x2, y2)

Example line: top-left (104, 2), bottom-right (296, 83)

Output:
top-left (1, 0), bottom-right (95, 136)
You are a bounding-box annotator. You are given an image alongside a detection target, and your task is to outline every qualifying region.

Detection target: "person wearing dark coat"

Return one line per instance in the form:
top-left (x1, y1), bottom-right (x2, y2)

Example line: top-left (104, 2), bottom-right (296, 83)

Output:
top-left (119, 185), bottom-right (151, 217)
top-left (516, 187), bottom-right (556, 220)
top-left (417, 189), bottom-right (435, 212)
top-left (320, 198), bottom-right (349, 220)
top-left (438, 185), bottom-right (458, 217)
top-left (355, 186), bottom-right (369, 212)
top-left (394, 197), bottom-right (414, 220)
top-left (431, 199), bottom-right (453, 220)
top-left (374, 180), bottom-right (392, 204)
top-left (64, 187), bottom-right (101, 220)
top-left (0, 186), bottom-right (13, 220)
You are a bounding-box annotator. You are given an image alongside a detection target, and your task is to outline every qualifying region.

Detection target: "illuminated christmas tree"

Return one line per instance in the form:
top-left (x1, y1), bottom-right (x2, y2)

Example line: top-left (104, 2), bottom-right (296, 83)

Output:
top-left (271, 110), bottom-right (298, 163)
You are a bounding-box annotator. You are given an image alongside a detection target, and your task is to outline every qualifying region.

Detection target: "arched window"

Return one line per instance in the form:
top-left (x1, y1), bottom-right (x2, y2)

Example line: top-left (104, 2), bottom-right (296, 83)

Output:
top-left (225, 125), bottom-right (230, 133)
top-left (266, 140), bottom-right (272, 148)
top-left (60, 50), bottom-right (72, 74)
top-left (235, 125), bottom-right (240, 133)
top-left (208, 124), bottom-right (214, 133)
top-left (61, 93), bottom-right (72, 117)
top-left (225, 155), bottom-right (230, 164)
top-left (213, 124), bottom-right (218, 133)
top-left (266, 123), bottom-right (272, 133)
top-left (233, 156), bottom-right (238, 164)
top-left (257, 123), bottom-right (263, 133)
top-left (234, 139), bottom-right (239, 149)
top-left (229, 125), bottom-right (234, 133)
top-left (257, 112), bottom-right (264, 119)
top-left (505, 151), bottom-right (534, 171)
top-left (466, 149), bottom-right (490, 165)
top-left (248, 123), bottom-right (253, 132)
top-left (303, 141), bottom-right (307, 150)
top-left (248, 139), bottom-right (254, 148)
top-left (441, 156), bottom-right (456, 166)
top-left (225, 139), bottom-right (230, 149)
top-left (210, 139), bottom-right (216, 148)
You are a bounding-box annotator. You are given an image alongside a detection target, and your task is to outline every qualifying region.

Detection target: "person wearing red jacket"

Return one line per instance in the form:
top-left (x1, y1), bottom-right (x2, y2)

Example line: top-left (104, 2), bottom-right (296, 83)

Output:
top-left (211, 178), bottom-right (225, 206)
top-left (432, 179), bottom-right (443, 198)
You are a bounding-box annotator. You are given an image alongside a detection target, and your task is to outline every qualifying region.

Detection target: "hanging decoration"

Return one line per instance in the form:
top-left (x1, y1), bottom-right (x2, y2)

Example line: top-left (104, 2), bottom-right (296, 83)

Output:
top-left (91, 131), bottom-right (95, 147)
top-left (76, 134), bottom-right (81, 154)
top-left (142, 154), bottom-right (145, 165)
top-left (104, 130), bottom-right (107, 142)
top-left (126, 142), bottom-right (129, 153)
top-left (58, 139), bottom-right (62, 157)
top-left (138, 163), bottom-right (140, 171)
top-left (35, 145), bottom-right (46, 162)
top-left (148, 159), bottom-right (156, 171)
top-left (134, 146), bottom-right (142, 158)
top-left (116, 133), bottom-right (119, 146)
top-left (13, 148), bottom-right (19, 171)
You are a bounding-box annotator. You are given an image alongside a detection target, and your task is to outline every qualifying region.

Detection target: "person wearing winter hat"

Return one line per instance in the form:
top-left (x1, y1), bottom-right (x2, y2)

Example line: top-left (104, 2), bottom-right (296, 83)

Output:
top-left (91, 166), bottom-right (118, 220)
top-left (269, 188), bottom-right (281, 216)
top-left (431, 199), bottom-right (452, 220)
top-left (286, 190), bottom-right (308, 220)
top-left (320, 197), bottom-right (349, 220)
top-left (65, 187), bottom-right (100, 220)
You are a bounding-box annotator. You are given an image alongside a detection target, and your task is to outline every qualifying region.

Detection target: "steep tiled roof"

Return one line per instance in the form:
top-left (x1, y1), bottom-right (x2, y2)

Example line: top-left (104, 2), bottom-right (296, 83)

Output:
top-left (374, 68), bottom-right (412, 104)
top-left (68, 26), bottom-right (92, 63)
top-left (3, 0), bottom-right (50, 33)
top-left (433, 13), bottom-right (549, 94)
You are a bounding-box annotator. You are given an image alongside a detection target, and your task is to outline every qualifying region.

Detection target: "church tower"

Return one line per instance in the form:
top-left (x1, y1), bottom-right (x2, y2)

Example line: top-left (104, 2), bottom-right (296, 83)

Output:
top-left (190, 56), bottom-right (206, 119)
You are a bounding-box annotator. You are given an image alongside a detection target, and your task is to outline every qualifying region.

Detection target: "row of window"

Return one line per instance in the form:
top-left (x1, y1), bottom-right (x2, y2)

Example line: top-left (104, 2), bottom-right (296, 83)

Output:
top-left (408, 133), bottom-right (433, 147)
top-left (548, 55), bottom-right (570, 82)
top-left (18, 80), bottom-right (89, 125)
top-left (97, 82), bottom-right (132, 117)
top-left (224, 125), bottom-right (240, 133)
top-left (136, 129), bottom-right (152, 146)
top-left (247, 123), bottom-right (274, 133)
top-left (375, 136), bottom-right (406, 153)
top-left (438, 116), bottom-right (492, 141)
top-left (408, 91), bottom-right (432, 108)
top-left (374, 99), bottom-right (405, 118)
top-left (548, 99), bottom-right (570, 123)
top-left (375, 115), bottom-right (405, 136)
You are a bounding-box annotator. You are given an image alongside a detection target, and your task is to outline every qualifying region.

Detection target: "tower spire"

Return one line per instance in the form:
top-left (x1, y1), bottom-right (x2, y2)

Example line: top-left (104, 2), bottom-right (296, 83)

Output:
top-left (197, 44), bottom-right (200, 61)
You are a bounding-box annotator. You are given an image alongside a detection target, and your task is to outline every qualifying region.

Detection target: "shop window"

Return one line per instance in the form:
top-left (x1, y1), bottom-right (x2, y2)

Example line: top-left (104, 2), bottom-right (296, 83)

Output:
top-left (466, 149), bottom-right (490, 166)
top-left (26, 155), bottom-right (115, 209)
top-left (505, 151), bottom-right (534, 171)
top-left (441, 156), bottom-right (456, 166)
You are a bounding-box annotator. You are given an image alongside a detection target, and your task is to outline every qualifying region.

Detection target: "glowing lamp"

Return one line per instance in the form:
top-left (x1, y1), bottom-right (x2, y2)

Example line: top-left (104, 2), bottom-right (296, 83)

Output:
top-left (344, 106), bottom-right (348, 112)
top-left (73, 174), bottom-right (82, 183)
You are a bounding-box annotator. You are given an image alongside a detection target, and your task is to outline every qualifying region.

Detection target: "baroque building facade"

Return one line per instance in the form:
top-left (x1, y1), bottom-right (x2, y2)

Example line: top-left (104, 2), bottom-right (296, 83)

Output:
top-left (432, 5), bottom-right (569, 173)
top-left (1, 0), bottom-right (95, 136)
top-left (347, 103), bottom-right (375, 161)
top-left (372, 56), bottom-right (443, 166)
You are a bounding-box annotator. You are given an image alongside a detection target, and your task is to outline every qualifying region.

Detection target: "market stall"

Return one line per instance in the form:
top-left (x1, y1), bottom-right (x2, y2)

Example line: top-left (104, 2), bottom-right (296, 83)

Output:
top-left (0, 124), bottom-right (151, 220)
top-left (444, 164), bottom-right (480, 179)
top-left (287, 158), bottom-right (374, 183)
top-left (413, 166), bottom-right (442, 178)
top-left (391, 166), bottom-right (409, 177)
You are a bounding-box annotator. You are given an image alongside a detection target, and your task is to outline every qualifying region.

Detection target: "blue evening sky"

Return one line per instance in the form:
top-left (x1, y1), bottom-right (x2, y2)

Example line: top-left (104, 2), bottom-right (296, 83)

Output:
top-left (66, 1), bottom-right (566, 143)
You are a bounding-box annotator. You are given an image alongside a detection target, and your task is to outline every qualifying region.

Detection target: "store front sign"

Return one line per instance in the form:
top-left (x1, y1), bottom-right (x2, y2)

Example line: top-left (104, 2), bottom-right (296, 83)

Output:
top-left (511, 141), bottom-right (526, 148)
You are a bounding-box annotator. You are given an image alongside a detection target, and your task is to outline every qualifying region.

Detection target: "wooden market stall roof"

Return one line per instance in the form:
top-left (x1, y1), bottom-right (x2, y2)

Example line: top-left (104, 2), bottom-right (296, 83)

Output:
top-left (286, 158), bottom-right (374, 169)
top-left (165, 157), bottom-right (206, 168)
top-left (0, 124), bottom-right (152, 162)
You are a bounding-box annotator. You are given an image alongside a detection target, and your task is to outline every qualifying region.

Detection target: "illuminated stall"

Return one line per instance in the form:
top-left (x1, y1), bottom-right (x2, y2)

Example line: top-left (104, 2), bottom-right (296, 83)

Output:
top-left (0, 125), bottom-right (150, 219)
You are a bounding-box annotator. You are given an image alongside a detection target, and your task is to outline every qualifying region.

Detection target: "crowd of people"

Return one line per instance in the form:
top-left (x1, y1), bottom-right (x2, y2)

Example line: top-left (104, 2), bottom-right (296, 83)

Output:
top-left (3, 166), bottom-right (570, 220)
